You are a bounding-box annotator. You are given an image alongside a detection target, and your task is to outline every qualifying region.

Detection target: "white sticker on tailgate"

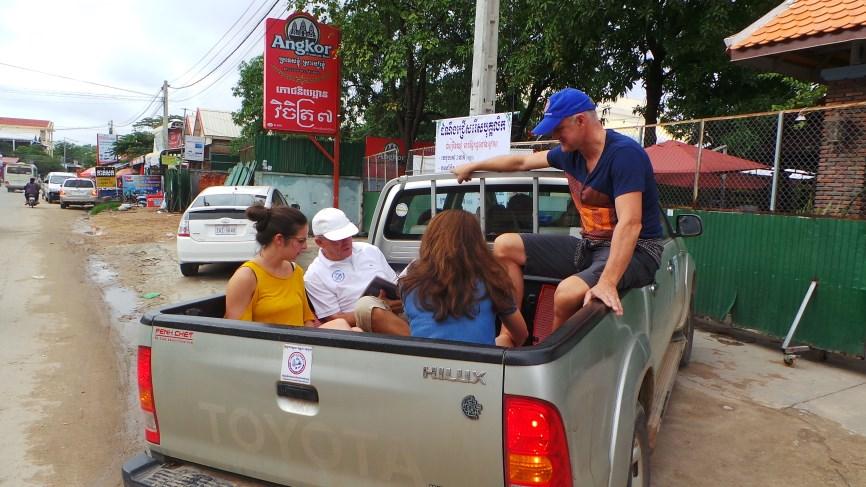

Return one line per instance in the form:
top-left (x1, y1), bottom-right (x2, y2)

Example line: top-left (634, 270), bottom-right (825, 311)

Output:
top-left (280, 344), bottom-right (312, 384)
top-left (154, 327), bottom-right (195, 344)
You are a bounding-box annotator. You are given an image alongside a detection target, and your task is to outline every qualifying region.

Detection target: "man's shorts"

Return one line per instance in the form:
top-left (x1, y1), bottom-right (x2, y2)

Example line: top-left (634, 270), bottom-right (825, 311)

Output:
top-left (519, 234), bottom-right (658, 290)
top-left (353, 295), bottom-right (391, 332)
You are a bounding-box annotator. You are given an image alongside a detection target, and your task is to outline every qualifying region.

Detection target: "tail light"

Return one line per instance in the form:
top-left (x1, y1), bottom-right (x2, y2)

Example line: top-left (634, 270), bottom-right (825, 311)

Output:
top-left (91, 189), bottom-right (97, 196)
top-left (137, 346), bottom-right (160, 444)
top-left (177, 215), bottom-right (190, 237)
top-left (504, 396), bottom-right (572, 487)
top-left (60, 190), bottom-right (66, 196)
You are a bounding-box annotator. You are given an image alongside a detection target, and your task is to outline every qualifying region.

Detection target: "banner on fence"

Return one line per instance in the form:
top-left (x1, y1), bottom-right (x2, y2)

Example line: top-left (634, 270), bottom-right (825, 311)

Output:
top-left (121, 175), bottom-right (163, 198)
top-left (434, 113), bottom-right (511, 173)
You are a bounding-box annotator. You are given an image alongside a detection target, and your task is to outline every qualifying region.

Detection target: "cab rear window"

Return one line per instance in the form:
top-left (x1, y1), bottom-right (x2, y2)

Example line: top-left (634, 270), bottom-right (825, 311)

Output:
top-left (64, 179), bottom-right (95, 188)
top-left (190, 194), bottom-right (266, 208)
top-left (50, 175), bottom-right (72, 184)
top-left (383, 184), bottom-right (579, 241)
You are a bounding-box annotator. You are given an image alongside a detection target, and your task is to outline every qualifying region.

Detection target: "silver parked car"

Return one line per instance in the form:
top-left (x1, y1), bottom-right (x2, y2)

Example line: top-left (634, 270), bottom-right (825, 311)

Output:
top-left (59, 178), bottom-right (98, 208)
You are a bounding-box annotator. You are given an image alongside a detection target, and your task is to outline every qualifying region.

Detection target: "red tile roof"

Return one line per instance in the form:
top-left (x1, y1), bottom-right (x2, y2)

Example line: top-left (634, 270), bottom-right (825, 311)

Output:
top-left (0, 117), bottom-right (52, 128)
top-left (732, 0), bottom-right (866, 50)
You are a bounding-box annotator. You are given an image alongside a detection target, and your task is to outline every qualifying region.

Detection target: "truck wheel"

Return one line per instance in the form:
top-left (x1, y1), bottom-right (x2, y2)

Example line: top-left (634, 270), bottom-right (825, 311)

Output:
top-left (678, 287), bottom-right (696, 368)
top-left (180, 263), bottom-right (199, 277)
top-left (628, 403), bottom-right (651, 487)
top-left (60, 202), bottom-right (68, 209)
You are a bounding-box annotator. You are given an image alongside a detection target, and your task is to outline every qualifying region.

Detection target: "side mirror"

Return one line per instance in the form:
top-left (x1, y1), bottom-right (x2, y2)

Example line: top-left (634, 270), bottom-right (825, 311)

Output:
top-left (676, 214), bottom-right (703, 237)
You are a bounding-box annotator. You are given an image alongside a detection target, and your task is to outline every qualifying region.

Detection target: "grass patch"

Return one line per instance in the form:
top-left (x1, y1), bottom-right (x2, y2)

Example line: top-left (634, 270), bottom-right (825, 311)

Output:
top-left (90, 201), bottom-right (122, 215)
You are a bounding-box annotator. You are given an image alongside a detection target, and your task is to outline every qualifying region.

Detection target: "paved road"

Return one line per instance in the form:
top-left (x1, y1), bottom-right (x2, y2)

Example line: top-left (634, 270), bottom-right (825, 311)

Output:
top-left (0, 190), bottom-right (137, 487)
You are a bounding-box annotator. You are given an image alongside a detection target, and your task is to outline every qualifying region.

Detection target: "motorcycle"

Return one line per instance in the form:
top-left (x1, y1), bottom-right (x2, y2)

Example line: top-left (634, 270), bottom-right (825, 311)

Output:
top-left (26, 193), bottom-right (39, 208)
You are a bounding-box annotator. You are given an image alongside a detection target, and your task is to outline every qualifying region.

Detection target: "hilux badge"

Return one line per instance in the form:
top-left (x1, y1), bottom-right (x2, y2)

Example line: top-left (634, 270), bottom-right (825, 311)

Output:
top-left (462, 395), bottom-right (483, 420)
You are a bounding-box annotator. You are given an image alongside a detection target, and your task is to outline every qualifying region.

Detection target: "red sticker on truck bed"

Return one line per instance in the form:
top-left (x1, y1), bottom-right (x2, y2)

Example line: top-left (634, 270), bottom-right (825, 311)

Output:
top-left (154, 327), bottom-right (195, 344)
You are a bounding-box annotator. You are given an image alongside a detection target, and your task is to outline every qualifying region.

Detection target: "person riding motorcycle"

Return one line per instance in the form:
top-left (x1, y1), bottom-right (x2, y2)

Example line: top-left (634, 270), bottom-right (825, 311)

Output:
top-left (24, 178), bottom-right (40, 205)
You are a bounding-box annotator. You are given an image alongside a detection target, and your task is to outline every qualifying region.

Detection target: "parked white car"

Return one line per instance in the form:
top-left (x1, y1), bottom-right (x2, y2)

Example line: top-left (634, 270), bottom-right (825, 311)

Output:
top-left (176, 185), bottom-right (290, 276)
top-left (59, 178), bottom-right (98, 208)
top-left (43, 171), bottom-right (77, 203)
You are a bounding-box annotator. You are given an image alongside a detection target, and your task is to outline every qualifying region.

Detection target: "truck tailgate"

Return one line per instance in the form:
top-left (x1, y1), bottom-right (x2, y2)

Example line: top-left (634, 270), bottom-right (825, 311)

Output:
top-left (147, 322), bottom-right (506, 487)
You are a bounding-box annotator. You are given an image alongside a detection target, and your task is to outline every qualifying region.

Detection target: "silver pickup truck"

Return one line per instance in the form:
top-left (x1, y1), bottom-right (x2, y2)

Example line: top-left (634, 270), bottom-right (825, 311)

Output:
top-left (122, 171), bottom-right (702, 487)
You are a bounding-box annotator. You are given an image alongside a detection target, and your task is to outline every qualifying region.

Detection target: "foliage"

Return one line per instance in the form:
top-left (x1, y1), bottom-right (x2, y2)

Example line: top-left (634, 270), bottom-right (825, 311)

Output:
top-left (231, 55), bottom-right (265, 151)
top-left (55, 141), bottom-right (97, 167)
top-left (225, 1), bottom-right (828, 151)
top-left (11, 144), bottom-right (63, 175)
top-left (90, 201), bottom-right (122, 215)
top-left (110, 131), bottom-right (155, 160)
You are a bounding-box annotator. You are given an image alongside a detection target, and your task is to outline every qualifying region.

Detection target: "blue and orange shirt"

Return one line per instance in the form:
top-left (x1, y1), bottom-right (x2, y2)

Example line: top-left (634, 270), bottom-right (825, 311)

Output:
top-left (547, 130), bottom-right (663, 240)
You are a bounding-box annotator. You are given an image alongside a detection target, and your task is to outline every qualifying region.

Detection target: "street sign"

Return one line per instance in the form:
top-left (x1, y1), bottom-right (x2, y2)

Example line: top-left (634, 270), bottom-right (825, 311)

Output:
top-left (96, 134), bottom-right (118, 165)
top-left (95, 166), bottom-right (116, 189)
top-left (263, 13), bottom-right (341, 135)
top-left (184, 136), bottom-right (205, 161)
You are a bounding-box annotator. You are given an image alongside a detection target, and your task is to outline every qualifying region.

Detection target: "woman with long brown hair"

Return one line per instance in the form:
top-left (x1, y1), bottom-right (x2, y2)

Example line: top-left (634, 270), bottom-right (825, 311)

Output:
top-left (400, 209), bottom-right (528, 347)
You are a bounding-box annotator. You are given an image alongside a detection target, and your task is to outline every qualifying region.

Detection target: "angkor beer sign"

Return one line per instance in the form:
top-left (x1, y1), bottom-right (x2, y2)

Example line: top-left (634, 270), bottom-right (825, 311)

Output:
top-left (264, 13), bottom-right (340, 135)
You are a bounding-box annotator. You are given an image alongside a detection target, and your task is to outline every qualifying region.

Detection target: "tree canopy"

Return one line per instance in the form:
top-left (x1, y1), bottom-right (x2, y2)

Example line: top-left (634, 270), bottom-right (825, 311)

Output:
top-left (111, 131), bottom-right (155, 160)
top-left (230, 1), bottom-right (826, 150)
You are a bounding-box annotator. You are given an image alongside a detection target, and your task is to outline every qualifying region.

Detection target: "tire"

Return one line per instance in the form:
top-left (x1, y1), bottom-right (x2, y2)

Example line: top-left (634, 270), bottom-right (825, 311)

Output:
top-left (679, 289), bottom-right (696, 368)
top-left (180, 263), bottom-right (199, 277)
top-left (60, 202), bottom-right (68, 209)
top-left (628, 403), bottom-right (651, 487)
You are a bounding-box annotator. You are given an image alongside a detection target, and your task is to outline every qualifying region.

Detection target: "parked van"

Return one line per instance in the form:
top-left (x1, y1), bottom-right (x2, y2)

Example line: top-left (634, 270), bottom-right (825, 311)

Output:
top-left (42, 171), bottom-right (77, 203)
top-left (4, 163), bottom-right (38, 192)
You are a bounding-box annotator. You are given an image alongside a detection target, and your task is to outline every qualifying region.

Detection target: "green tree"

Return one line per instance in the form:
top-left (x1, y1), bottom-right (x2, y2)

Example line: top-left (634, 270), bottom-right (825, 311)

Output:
top-left (595, 0), bottom-right (826, 145)
top-left (111, 131), bottom-right (155, 160)
top-left (13, 145), bottom-right (63, 175)
top-left (300, 0), bottom-right (476, 155)
top-left (231, 55), bottom-right (265, 151)
top-left (55, 141), bottom-right (97, 168)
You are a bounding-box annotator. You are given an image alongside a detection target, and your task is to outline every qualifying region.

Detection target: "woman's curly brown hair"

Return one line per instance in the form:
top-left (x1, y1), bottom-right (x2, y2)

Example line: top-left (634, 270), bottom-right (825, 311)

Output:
top-left (400, 209), bottom-right (514, 320)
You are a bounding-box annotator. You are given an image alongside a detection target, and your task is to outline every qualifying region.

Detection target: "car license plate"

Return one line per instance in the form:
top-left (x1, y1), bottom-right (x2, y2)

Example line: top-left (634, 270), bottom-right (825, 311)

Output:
top-left (215, 225), bottom-right (237, 235)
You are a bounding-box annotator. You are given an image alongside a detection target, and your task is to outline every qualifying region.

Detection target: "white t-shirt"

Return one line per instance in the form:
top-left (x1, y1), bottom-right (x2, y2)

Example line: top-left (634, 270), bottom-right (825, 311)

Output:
top-left (304, 242), bottom-right (398, 318)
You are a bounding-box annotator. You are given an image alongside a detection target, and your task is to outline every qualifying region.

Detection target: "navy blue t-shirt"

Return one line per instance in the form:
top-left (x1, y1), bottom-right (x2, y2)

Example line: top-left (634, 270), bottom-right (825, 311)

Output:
top-left (547, 130), bottom-right (663, 240)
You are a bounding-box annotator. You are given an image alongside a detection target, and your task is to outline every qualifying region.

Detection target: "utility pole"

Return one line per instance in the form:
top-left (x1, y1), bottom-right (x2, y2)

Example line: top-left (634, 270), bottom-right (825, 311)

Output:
top-left (109, 120), bottom-right (114, 134)
top-left (162, 80), bottom-right (169, 153)
top-left (469, 0), bottom-right (500, 115)
top-left (63, 137), bottom-right (67, 166)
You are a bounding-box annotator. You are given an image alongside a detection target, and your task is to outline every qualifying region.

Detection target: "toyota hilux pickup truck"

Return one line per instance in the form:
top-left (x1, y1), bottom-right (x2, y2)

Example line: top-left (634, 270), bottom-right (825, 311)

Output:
top-left (122, 170), bottom-right (702, 487)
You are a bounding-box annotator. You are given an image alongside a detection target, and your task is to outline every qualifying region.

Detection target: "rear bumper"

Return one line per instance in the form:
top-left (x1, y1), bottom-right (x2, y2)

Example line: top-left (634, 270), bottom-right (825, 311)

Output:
top-left (122, 452), bottom-right (267, 486)
top-left (60, 196), bottom-right (98, 204)
top-left (176, 237), bottom-right (259, 263)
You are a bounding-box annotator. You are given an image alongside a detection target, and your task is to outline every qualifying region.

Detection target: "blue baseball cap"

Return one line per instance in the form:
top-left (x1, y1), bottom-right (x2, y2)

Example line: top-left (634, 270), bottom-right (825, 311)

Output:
top-left (531, 88), bottom-right (596, 136)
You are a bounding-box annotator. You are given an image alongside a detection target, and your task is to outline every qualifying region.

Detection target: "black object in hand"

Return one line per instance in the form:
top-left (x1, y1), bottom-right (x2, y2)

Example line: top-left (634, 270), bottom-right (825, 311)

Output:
top-left (363, 276), bottom-right (399, 300)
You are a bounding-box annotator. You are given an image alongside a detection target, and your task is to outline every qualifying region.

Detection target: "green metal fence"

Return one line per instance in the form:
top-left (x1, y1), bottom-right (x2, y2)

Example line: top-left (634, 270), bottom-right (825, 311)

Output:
top-left (254, 135), bottom-right (364, 177)
top-left (679, 210), bottom-right (866, 356)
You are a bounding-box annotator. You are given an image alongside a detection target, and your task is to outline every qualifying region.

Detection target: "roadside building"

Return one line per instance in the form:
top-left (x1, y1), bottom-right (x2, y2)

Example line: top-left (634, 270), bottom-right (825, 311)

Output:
top-left (0, 117), bottom-right (54, 155)
top-left (726, 0), bottom-right (866, 216)
top-left (191, 109), bottom-right (242, 170)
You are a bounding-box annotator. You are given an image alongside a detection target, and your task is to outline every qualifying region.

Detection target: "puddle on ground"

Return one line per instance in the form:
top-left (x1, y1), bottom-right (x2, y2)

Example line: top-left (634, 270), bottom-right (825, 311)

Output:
top-left (87, 257), bottom-right (139, 347)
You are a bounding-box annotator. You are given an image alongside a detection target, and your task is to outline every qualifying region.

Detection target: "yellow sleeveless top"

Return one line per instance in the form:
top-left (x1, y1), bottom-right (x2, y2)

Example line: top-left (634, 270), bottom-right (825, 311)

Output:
top-left (240, 261), bottom-right (315, 326)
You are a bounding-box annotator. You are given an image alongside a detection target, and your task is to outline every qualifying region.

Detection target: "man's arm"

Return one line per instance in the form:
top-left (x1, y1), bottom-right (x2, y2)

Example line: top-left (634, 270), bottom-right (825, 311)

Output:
top-left (304, 276), bottom-right (350, 324)
top-left (583, 191), bottom-right (642, 316)
top-left (453, 150), bottom-right (551, 183)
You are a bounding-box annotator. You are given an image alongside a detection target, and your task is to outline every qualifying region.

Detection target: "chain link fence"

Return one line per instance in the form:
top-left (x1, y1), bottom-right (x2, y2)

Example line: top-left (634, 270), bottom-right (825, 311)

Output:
top-left (403, 102), bottom-right (866, 219)
top-left (362, 148), bottom-right (400, 191)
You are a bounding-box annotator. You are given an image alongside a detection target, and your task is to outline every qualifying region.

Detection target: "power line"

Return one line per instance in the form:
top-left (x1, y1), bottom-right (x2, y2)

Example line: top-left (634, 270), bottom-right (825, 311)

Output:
top-left (169, 0), bottom-right (280, 90)
top-left (169, 0), bottom-right (266, 85)
top-left (0, 87), bottom-right (156, 101)
top-left (0, 61), bottom-right (153, 96)
top-left (173, 30), bottom-right (266, 103)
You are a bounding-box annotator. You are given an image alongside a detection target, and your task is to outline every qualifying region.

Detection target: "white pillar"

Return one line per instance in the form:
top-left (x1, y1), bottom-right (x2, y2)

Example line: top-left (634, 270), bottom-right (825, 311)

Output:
top-left (469, 0), bottom-right (499, 115)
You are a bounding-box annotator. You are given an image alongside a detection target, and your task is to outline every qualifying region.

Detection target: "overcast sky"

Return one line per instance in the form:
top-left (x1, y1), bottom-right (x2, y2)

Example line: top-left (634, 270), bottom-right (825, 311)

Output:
top-left (0, 0), bottom-right (285, 146)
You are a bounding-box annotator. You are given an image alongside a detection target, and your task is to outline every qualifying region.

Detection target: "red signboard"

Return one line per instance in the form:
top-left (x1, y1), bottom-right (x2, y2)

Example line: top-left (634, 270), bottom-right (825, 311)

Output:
top-left (263, 13), bottom-right (341, 135)
top-left (364, 136), bottom-right (434, 157)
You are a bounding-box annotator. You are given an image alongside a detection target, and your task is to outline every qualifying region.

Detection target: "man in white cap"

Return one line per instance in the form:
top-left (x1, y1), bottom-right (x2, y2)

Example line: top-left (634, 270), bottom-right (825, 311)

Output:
top-left (304, 207), bottom-right (409, 335)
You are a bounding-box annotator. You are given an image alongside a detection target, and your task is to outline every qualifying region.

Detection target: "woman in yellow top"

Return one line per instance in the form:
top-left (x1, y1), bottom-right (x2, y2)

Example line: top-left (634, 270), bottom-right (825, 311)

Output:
top-left (224, 204), bottom-right (359, 331)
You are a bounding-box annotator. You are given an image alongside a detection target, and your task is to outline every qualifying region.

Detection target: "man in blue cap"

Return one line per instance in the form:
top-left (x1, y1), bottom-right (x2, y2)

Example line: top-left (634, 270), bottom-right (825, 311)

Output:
top-left (453, 88), bottom-right (663, 330)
